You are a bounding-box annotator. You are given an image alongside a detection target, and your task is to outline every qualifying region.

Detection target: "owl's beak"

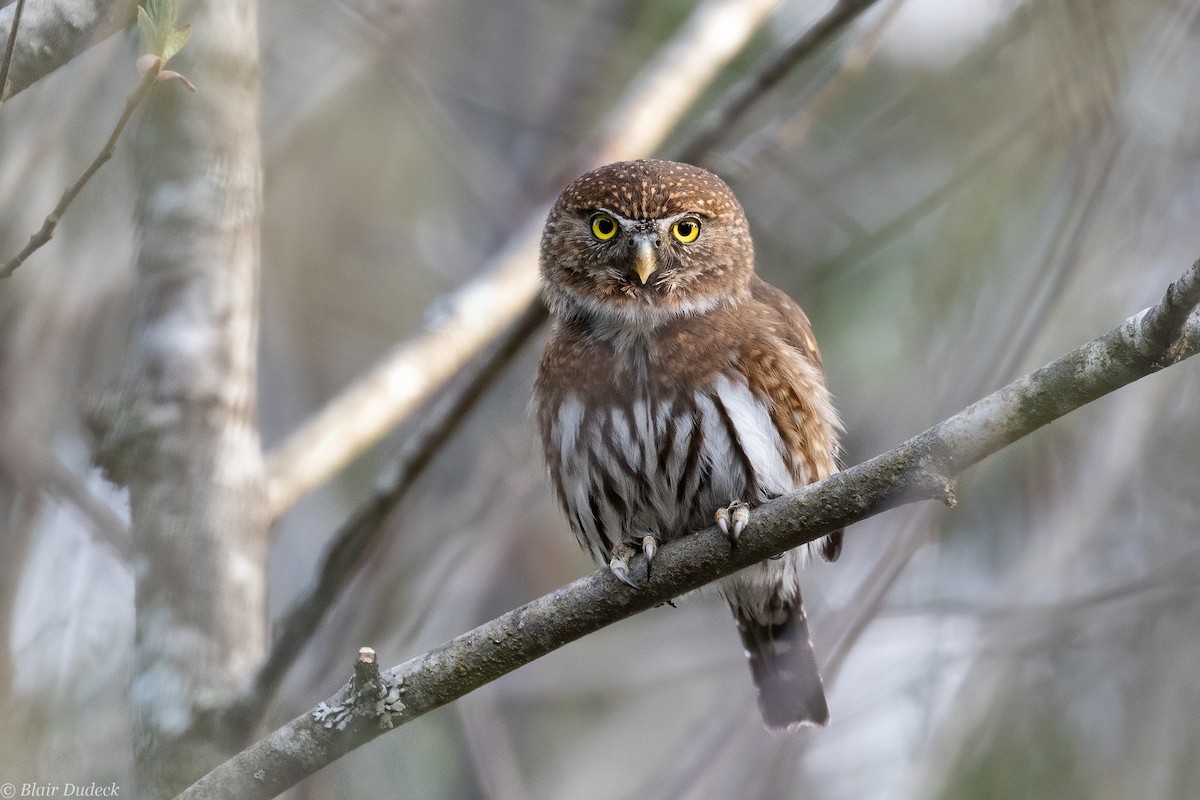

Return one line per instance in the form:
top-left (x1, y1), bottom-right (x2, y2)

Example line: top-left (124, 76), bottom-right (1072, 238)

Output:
top-left (633, 236), bottom-right (657, 284)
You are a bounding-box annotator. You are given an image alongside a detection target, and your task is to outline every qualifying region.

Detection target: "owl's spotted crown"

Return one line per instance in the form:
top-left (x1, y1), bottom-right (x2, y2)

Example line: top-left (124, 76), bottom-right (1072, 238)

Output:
top-left (556, 159), bottom-right (745, 221)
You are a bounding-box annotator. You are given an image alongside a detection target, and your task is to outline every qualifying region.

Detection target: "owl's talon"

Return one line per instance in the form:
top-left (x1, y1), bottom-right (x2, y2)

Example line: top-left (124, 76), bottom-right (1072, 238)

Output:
top-left (641, 535), bottom-right (658, 579)
top-left (609, 556), bottom-right (638, 588)
top-left (716, 501), bottom-right (750, 547)
top-left (732, 505), bottom-right (749, 539)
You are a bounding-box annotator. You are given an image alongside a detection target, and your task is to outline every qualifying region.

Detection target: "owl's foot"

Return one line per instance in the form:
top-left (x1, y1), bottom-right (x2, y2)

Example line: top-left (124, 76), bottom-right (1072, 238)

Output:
top-left (609, 542), bottom-right (638, 588)
top-left (641, 535), bottom-right (658, 579)
top-left (715, 501), bottom-right (750, 547)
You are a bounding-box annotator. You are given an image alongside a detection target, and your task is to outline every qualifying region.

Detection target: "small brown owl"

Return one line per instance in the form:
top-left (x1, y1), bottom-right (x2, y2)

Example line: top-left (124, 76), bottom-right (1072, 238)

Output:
top-left (533, 159), bottom-right (842, 729)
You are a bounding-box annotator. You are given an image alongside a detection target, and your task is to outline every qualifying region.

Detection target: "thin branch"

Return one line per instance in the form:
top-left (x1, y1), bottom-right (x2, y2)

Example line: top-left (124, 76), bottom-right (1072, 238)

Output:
top-left (178, 260), bottom-right (1200, 800)
top-left (262, 0), bottom-right (786, 520)
top-left (716, 0), bottom-right (906, 178)
top-left (0, 0), bottom-right (26, 109)
top-left (679, 0), bottom-right (884, 166)
top-left (221, 303), bottom-right (545, 735)
top-left (1, 59), bottom-right (162, 279)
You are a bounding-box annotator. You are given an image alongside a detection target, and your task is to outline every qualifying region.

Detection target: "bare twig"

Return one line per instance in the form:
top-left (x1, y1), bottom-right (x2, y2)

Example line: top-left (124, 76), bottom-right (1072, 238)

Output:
top-left (0, 0), bottom-right (26, 109)
top-left (679, 0), bottom-right (884, 166)
top-left (177, 261), bottom-right (1200, 800)
top-left (262, 0), bottom-right (786, 520)
top-left (1, 59), bottom-right (162, 279)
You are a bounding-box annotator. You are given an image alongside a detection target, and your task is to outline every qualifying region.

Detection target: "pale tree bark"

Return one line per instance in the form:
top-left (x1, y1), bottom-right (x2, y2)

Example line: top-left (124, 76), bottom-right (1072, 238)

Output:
top-left (89, 0), bottom-right (267, 797)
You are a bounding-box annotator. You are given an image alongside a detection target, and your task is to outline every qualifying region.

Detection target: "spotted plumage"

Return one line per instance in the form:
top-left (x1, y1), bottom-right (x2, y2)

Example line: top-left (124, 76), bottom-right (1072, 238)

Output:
top-left (534, 159), bottom-right (842, 729)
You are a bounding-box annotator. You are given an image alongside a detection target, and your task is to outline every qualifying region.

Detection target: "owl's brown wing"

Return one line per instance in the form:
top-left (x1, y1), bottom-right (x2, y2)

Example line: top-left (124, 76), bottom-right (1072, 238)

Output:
top-left (749, 274), bottom-right (824, 371)
top-left (747, 275), bottom-right (843, 562)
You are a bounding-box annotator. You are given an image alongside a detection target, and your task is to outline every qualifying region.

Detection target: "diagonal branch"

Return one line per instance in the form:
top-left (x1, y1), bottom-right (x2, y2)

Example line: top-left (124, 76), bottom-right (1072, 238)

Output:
top-left (679, 0), bottom-right (884, 166)
top-left (0, 0), bottom-right (138, 101)
top-left (0, 0), bottom-right (27, 108)
top-left (178, 260), bottom-right (1200, 800)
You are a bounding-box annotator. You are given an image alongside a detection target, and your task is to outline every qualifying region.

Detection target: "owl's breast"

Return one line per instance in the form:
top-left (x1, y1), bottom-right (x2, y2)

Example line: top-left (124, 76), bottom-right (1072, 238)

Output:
top-left (539, 364), bottom-right (802, 565)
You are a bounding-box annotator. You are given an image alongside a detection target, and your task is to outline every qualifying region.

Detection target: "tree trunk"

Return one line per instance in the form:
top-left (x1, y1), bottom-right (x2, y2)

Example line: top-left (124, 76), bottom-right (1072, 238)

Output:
top-left (95, 0), bottom-right (268, 796)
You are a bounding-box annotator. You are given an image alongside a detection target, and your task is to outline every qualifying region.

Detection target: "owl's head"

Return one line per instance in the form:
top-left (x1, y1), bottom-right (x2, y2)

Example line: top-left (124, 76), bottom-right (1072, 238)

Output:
top-left (539, 159), bottom-right (755, 327)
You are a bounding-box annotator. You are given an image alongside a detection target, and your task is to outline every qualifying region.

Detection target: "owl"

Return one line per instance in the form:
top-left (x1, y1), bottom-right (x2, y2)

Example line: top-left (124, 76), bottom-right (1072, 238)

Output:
top-left (533, 159), bottom-right (842, 729)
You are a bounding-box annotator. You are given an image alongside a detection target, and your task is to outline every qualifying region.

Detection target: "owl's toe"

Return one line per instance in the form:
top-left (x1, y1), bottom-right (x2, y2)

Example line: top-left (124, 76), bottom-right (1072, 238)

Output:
top-left (609, 557), bottom-right (638, 588)
top-left (641, 535), bottom-right (658, 579)
top-left (715, 501), bottom-right (750, 547)
top-left (609, 542), bottom-right (639, 588)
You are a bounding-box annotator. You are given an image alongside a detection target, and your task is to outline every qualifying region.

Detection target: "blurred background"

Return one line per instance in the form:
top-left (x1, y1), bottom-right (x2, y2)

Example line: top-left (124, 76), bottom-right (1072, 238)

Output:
top-left (2, 0), bottom-right (1200, 797)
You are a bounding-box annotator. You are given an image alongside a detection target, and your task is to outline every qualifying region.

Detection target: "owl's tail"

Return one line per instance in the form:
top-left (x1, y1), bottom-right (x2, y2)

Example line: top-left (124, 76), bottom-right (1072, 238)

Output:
top-left (734, 605), bottom-right (829, 730)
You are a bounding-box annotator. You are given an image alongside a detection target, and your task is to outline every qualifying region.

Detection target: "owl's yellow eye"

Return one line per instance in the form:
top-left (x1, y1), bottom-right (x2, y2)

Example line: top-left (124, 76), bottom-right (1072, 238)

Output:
top-left (671, 217), bottom-right (701, 243)
top-left (590, 212), bottom-right (618, 241)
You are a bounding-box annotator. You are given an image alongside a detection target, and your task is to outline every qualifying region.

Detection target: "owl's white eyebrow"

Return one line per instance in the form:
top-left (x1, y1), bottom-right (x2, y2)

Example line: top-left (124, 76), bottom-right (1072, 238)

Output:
top-left (590, 208), bottom-right (703, 224)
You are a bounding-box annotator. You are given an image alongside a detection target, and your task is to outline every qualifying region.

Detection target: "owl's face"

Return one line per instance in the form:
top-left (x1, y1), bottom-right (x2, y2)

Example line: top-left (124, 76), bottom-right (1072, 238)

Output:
top-left (540, 160), bottom-right (755, 327)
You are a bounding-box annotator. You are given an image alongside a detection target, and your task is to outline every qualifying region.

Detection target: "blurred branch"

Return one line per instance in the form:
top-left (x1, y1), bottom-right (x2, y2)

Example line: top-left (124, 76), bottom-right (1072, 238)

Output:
top-left (717, 0), bottom-right (906, 177)
top-left (179, 260), bottom-right (1200, 800)
top-left (679, 0), bottom-right (884, 166)
top-left (41, 457), bottom-right (130, 561)
top-left (262, 0), bottom-right (787, 520)
top-left (261, 222), bottom-right (540, 519)
top-left (0, 442), bottom-right (130, 560)
top-left (0, 0), bottom-right (137, 100)
top-left (882, 549), bottom-right (1200, 625)
top-left (0, 0), bottom-right (26, 108)
top-left (814, 92), bottom-right (1049, 280)
top-left (454, 688), bottom-right (530, 800)
top-left (0, 58), bottom-right (162, 279)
